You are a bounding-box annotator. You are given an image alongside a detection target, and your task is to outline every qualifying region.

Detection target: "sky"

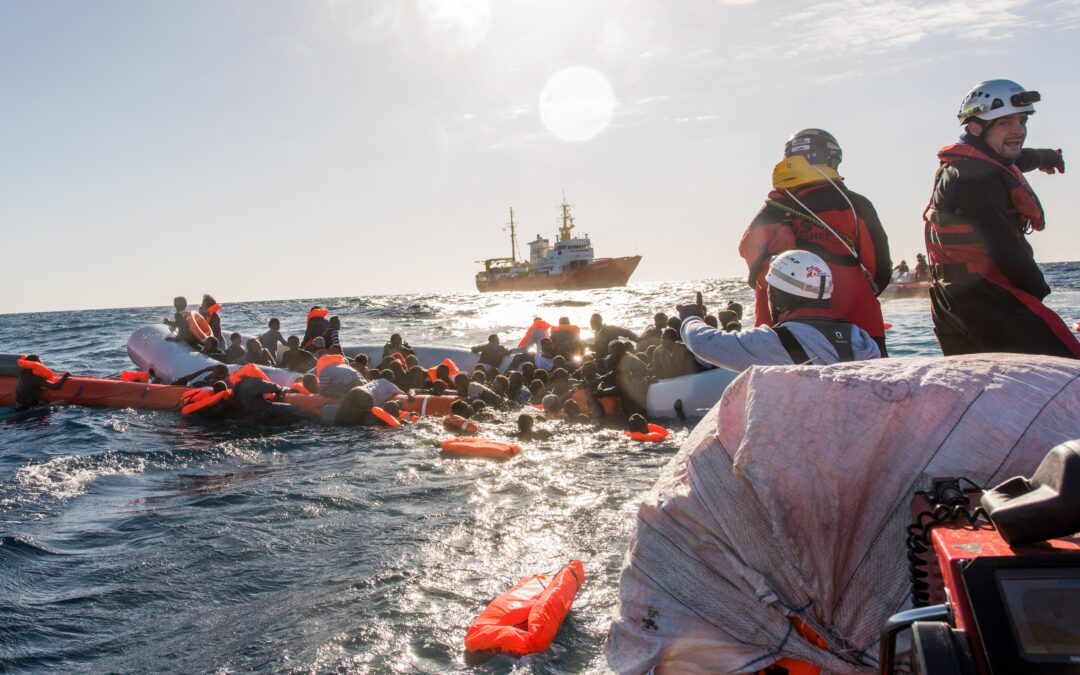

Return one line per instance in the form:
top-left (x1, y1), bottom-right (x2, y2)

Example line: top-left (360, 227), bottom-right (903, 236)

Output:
top-left (2, 0), bottom-right (1079, 314)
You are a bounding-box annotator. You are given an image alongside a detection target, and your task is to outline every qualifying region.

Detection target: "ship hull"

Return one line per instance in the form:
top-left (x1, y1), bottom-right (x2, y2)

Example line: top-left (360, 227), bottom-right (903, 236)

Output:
top-left (476, 256), bottom-right (642, 292)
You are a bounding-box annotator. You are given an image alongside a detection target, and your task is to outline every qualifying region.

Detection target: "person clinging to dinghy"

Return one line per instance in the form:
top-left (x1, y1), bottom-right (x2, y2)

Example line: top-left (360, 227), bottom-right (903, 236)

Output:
top-left (259, 318), bottom-right (289, 356)
top-left (740, 128), bottom-right (892, 355)
top-left (678, 251), bottom-right (880, 370)
top-left (924, 79), bottom-right (1079, 358)
top-left (199, 295), bottom-right (224, 346)
top-left (471, 334), bottom-right (512, 371)
top-left (175, 364), bottom-right (231, 388)
top-left (163, 296), bottom-right (201, 348)
top-left (589, 313), bottom-right (638, 362)
top-left (14, 355), bottom-right (71, 411)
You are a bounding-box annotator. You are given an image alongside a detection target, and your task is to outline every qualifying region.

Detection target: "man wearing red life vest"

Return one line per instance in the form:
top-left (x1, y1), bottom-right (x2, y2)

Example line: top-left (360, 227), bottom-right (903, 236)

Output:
top-left (924, 80), bottom-right (1078, 358)
top-left (739, 129), bottom-right (892, 355)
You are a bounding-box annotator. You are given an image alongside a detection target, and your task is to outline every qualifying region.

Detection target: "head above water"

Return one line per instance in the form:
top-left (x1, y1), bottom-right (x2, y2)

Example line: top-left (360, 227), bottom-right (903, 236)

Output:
top-left (517, 413), bottom-right (534, 432)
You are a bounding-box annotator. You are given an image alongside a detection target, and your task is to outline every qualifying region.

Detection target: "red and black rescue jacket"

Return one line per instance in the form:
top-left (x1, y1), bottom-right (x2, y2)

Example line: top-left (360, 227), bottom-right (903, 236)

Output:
top-left (739, 181), bottom-right (891, 337)
top-left (923, 137), bottom-right (1054, 299)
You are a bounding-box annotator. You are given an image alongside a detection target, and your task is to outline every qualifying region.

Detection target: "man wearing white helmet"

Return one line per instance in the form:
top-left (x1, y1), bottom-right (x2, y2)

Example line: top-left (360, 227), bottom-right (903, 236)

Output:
top-left (676, 250), bottom-right (881, 370)
top-left (924, 79), bottom-right (1079, 358)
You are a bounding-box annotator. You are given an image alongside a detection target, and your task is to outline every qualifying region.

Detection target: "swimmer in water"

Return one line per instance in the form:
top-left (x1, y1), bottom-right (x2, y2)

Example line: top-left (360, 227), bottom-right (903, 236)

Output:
top-left (512, 413), bottom-right (553, 441)
top-left (175, 364), bottom-right (231, 388)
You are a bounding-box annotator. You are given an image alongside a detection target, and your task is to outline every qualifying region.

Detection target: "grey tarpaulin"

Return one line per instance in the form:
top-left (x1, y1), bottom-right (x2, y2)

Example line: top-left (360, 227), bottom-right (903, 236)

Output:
top-left (605, 354), bottom-right (1080, 674)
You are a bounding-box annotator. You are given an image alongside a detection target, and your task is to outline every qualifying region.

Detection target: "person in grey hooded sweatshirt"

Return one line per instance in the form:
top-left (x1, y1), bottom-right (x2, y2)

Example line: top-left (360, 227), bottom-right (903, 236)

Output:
top-left (677, 250), bottom-right (880, 370)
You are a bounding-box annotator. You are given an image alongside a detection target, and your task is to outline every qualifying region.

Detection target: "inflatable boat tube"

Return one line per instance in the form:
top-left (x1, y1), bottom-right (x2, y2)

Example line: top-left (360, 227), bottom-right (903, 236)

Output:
top-left (440, 438), bottom-right (520, 460)
top-left (464, 560), bottom-right (585, 656)
top-left (645, 367), bottom-right (739, 420)
top-left (1, 353), bottom-right (191, 410)
top-left (393, 394), bottom-right (461, 417)
top-left (128, 325), bottom-right (301, 387)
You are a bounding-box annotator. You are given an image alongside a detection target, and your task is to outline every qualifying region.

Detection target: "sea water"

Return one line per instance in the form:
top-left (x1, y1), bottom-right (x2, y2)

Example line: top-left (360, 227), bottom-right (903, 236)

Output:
top-left (2, 266), bottom-right (1078, 673)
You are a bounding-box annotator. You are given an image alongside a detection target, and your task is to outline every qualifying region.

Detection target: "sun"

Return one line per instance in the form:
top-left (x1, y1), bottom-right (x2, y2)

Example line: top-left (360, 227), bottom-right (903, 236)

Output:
top-left (538, 66), bottom-right (616, 142)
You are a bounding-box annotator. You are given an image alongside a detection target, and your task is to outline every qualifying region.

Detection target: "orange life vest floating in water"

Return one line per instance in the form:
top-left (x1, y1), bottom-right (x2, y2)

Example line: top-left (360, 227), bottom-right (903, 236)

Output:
top-left (16, 356), bottom-right (57, 381)
top-left (464, 560), bottom-right (585, 656)
top-left (371, 406), bottom-right (403, 428)
top-left (185, 310), bottom-right (213, 343)
top-left (119, 370), bottom-right (149, 383)
top-left (394, 394), bottom-right (459, 417)
top-left (442, 414), bottom-right (479, 434)
top-left (624, 424), bottom-right (670, 443)
top-left (440, 438), bottom-right (520, 460)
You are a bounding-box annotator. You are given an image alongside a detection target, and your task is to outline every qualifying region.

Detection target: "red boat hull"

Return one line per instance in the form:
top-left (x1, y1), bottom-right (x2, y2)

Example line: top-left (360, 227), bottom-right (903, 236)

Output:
top-left (476, 256), bottom-right (641, 292)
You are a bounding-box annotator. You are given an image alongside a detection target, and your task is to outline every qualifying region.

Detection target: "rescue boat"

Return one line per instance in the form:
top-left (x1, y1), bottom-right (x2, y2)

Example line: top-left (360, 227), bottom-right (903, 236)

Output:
top-left (464, 560), bottom-right (585, 656)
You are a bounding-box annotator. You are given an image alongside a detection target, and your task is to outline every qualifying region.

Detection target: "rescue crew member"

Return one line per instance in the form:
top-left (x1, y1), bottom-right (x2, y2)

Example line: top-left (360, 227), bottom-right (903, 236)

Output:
top-left (14, 356), bottom-right (71, 411)
top-left (678, 250), bottom-right (881, 369)
top-left (924, 79), bottom-right (1078, 358)
top-left (739, 128), bottom-right (892, 355)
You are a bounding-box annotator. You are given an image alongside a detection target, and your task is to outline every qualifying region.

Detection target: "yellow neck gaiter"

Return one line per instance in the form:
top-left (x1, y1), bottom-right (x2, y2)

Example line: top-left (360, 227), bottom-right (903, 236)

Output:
top-left (772, 155), bottom-right (843, 190)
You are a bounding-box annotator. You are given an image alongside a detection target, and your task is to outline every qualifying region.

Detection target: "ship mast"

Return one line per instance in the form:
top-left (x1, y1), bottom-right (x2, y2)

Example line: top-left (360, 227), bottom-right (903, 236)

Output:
top-left (508, 207), bottom-right (519, 262)
top-left (558, 190), bottom-right (575, 242)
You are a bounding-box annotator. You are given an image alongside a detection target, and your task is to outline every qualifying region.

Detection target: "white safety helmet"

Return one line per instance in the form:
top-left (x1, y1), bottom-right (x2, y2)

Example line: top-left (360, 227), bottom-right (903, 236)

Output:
top-left (957, 80), bottom-right (1040, 124)
top-left (766, 250), bottom-right (833, 300)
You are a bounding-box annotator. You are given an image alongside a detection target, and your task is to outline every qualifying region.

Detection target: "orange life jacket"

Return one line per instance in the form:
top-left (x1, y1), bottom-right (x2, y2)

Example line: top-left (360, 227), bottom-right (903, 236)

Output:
top-left (185, 310), bottom-right (213, 343)
top-left (315, 354), bottom-right (347, 378)
top-left (391, 352), bottom-right (409, 371)
top-left (181, 389), bottom-right (232, 415)
top-left (17, 356), bottom-right (57, 381)
top-left (427, 358), bottom-right (460, 383)
top-left (440, 438), bottom-right (521, 460)
top-left (119, 371), bottom-right (150, 383)
top-left (371, 406), bottom-right (403, 428)
top-left (204, 303), bottom-right (221, 316)
top-left (289, 381), bottom-right (311, 394)
top-left (307, 307), bottom-right (329, 323)
top-left (518, 319), bottom-right (552, 348)
top-left (442, 414), bottom-right (479, 434)
top-left (229, 363), bottom-right (270, 384)
top-left (624, 424), bottom-right (670, 443)
top-left (398, 411), bottom-right (420, 424)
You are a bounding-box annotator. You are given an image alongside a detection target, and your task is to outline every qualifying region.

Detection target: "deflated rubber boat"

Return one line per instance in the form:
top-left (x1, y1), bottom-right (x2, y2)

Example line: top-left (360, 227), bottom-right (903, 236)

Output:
top-left (605, 353), bottom-right (1080, 674)
top-left (0, 354), bottom-right (190, 410)
top-left (127, 325), bottom-right (739, 419)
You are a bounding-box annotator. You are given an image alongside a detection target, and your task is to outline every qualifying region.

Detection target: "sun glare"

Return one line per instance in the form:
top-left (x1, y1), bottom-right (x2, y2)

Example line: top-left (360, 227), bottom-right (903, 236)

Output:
top-left (539, 66), bottom-right (616, 142)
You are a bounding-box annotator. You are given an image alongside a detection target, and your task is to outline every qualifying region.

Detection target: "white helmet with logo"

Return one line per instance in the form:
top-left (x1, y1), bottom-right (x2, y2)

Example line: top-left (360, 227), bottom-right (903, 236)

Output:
top-left (766, 250), bottom-right (832, 300)
top-left (957, 80), bottom-right (1040, 124)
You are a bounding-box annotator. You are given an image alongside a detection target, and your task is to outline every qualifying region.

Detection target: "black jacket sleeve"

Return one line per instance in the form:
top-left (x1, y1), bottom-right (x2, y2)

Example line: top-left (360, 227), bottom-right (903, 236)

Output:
top-left (850, 191), bottom-right (892, 295)
top-left (945, 163), bottom-right (1050, 298)
top-left (1016, 148), bottom-right (1061, 173)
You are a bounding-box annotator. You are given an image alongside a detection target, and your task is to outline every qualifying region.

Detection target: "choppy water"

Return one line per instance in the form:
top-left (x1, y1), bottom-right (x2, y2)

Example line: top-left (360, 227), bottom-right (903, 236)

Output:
top-left (2, 267), bottom-right (1078, 673)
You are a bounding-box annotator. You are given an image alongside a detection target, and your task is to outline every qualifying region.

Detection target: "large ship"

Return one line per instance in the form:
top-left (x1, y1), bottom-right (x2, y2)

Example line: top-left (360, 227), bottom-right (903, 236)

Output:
top-left (475, 198), bottom-right (641, 292)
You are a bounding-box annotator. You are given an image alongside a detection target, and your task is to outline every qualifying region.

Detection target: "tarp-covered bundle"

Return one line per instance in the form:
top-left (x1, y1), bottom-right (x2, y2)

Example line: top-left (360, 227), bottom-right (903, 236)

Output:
top-left (605, 354), bottom-right (1080, 674)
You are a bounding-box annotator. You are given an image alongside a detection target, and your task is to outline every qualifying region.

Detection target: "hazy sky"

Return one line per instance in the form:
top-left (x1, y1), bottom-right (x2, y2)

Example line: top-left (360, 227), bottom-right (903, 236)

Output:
top-left (3, 0), bottom-right (1079, 314)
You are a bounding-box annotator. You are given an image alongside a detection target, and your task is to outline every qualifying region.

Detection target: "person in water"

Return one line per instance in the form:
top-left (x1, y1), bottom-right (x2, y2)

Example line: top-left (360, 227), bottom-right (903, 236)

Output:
top-left (679, 250), bottom-right (880, 369)
top-left (471, 334), bottom-right (512, 371)
top-left (199, 294), bottom-right (224, 346)
top-left (231, 374), bottom-right (304, 425)
top-left (512, 413), bottom-right (553, 441)
top-left (589, 313), bottom-right (639, 362)
top-left (924, 79), bottom-right (1079, 358)
top-left (14, 356), bottom-right (71, 411)
top-left (260, 318), bottom-right (289, 356)
top-left (175, 364), bottom-right (231, 388)
top-left (740, 128), bottom-right (892, 355)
